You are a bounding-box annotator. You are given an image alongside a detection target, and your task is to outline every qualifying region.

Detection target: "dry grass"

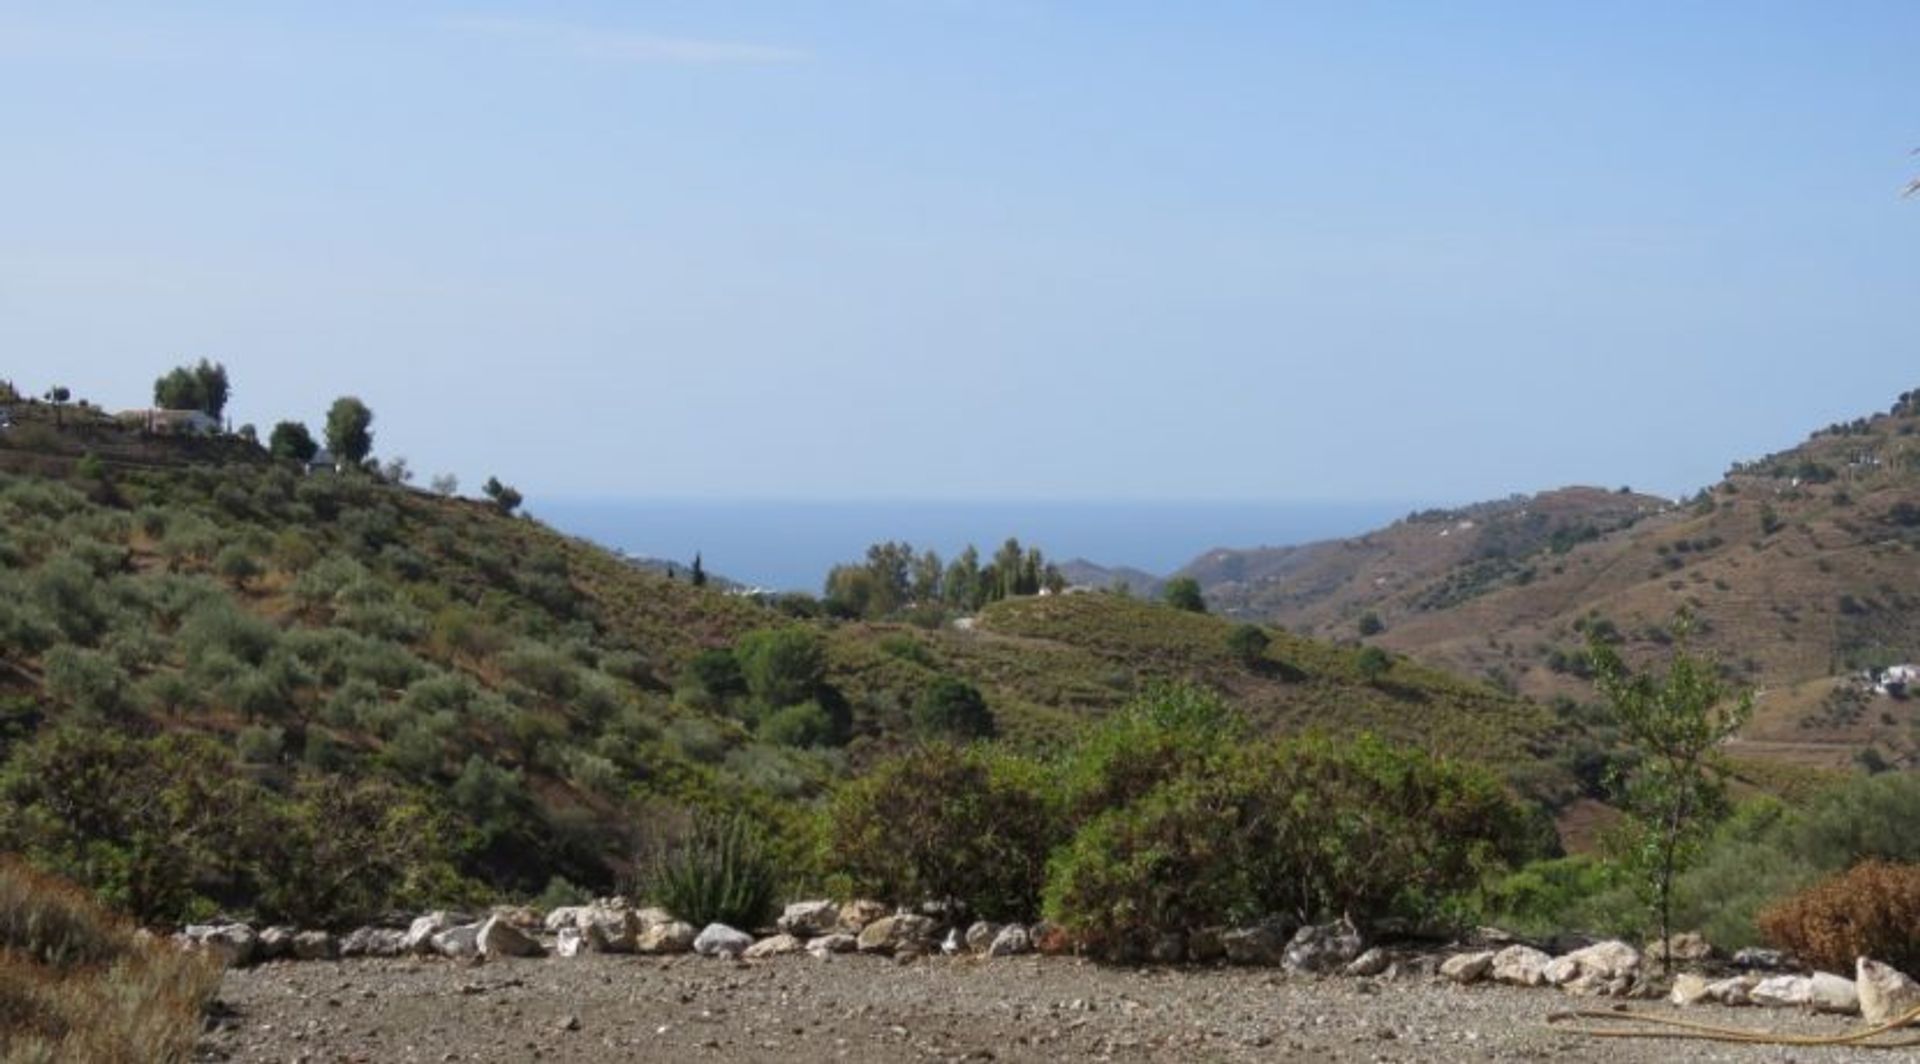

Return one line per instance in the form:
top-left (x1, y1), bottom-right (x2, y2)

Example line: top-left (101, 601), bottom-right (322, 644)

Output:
top-left (0, 858), bottom-right (218, 1064)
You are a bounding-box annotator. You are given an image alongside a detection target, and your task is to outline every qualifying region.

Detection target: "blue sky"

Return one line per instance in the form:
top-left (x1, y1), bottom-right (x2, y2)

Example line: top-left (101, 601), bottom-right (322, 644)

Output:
top-left (4, 1), bottom-right (1917, 503)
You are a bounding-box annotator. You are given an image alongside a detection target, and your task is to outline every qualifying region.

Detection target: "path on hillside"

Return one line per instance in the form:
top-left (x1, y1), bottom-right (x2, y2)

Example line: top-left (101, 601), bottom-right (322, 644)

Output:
top-left (203, 953), bottom-right (1898, 1063)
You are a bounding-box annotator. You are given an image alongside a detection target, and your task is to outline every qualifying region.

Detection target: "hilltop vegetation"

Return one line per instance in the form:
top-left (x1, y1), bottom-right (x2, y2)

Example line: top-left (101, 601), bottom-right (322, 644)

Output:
top-left (0, 371), bottom-right (1588, 934)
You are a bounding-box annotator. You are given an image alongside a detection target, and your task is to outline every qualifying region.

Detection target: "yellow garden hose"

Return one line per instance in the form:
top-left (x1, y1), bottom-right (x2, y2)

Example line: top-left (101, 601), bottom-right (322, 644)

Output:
top-left (1547, 1001), bottom-right (1920, 1048)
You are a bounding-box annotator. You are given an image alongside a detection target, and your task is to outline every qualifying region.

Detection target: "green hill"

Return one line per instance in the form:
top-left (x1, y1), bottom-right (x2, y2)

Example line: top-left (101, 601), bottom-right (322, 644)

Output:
top-left (0, 398), bottom-right (1577, 925)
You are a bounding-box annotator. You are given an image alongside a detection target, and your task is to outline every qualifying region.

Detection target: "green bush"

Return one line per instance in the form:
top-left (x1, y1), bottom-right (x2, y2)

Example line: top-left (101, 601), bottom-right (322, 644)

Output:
top-left (1161, 576), bottom-right (1206, 613)
top-left (645, 815), bottom-right (780, 929)
top-left (1058, 683), bottom-right (1244, 820)
top-left (736, 627), bottom-right (826, 708)
top-left (825, 743), bottom-right (1060, 920)
top-left (912, 677), bottom-right (996, 739)
top-left (1226, 623), bottom-right (1270, 666)
top-left (759, 701), bottom-right (834, 748)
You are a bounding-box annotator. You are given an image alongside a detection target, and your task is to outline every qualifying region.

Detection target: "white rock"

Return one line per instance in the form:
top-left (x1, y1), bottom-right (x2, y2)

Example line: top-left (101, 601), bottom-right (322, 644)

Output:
top-left (1752, 974), bottom-right (1811, 1008)
top-left (964, 921), bottom-right (1002, 953)
top-left (638, 920), bottom-right (697, 954)
top-left (555, 927), bottom-right (589, 958)
top-left (340, 927), bottom-right (406, 958)
top-left (431, 923), bottom-right (481, 959)
top-left (778, 900), bottom-right (841, 937)
top-left (543, 906), bottom-right (589, 934)
top-left (838, 899), bottom-right (888, 932)
top-left (1645, 932), bottom-right (1713, 964)
top-left (693, 923), bottom-right (754, 959)
top-left (987, 925), bottom-right (1032, 958)
top-left (477, 915), bottom-right (544, 958)
top-left (1221, 924), bottom-right (1287, 966)
top-left (1490, 945), bottom-right (1552, 987)
top-left (1343, 947), bottom-right (1392, 978)
top-left (1563, 940), bottom-right (1642, 981)
top-left (1808, 972), bottom-right (1860, 1015)
top-left (634, 907), bottom-right (676, 931)
top-left (181, 923), bottom-right (258, 968)
top-left (743, 933), bottom-right (804, 960)
top-left (1441, 950), bottom-right (1496, 984)
top-left (1707, 975), bottom-right (1760, 1006)
top-left (1858, 958), bottom-right (1920, 1025)
top-left (1670, 973), bottom-right (1713, 1006)
top-left (807, 933), bottom-right (858, 957)
top-left (1543, 955), bottom-right (1582, 986)
top-left (404, 912), bottom-right (460, 955)
top-left (1282, 920), bottom-right (1364, 975)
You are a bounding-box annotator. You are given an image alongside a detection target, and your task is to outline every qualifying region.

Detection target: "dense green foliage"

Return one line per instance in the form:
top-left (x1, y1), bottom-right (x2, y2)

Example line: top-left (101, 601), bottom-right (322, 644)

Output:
top-left (644, 815), bottom-right (781, 930)
top-left (823, 537), bottom-right (1065, 620)
top-left (152, 359), bottom-right (230, 419)
top-left (824, 743), bottom-right (1061, 921)
top-left (268, 420), bottom-right (318, 462)
top-left (912, 676), bottom-right (996, 739)
top-left (324, 396), bottom-right (374, 465)
top-left (1161, 576), bottom-right (1206, 613)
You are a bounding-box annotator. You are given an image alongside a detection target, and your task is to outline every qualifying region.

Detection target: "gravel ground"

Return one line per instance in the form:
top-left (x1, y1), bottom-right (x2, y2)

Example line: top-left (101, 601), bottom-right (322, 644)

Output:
top-left (201, 953), bottom-right (1911, 1063)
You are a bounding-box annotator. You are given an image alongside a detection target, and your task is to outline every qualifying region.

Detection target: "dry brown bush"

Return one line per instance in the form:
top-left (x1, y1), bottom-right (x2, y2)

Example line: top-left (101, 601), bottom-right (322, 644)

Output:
top-left (1757, 859), bottom-right (1920, 975)
top-left (0, 857), bottom-right (218, 1064)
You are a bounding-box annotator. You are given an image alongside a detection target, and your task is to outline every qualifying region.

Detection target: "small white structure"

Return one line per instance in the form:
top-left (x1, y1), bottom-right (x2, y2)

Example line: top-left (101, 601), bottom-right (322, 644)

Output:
top-left (1874, 664), bottom-right (1920, 697)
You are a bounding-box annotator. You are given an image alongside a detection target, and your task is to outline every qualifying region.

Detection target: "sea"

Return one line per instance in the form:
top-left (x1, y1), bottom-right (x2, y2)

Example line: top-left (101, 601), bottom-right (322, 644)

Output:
top-left (531, 499), bottom-right (1426, 594)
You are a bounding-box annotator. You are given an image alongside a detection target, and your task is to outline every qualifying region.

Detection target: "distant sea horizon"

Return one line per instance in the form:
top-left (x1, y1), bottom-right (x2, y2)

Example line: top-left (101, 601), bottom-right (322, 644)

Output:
top-left (531, 499), bottom-right (1431, 593)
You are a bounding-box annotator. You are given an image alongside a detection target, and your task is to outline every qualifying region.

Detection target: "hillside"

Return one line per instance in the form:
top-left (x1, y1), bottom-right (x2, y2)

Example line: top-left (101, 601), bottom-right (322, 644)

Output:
top-left (0, 395), bottom-right (1576, 927)
top-left (1183, 389), bottom-right (1920, 773)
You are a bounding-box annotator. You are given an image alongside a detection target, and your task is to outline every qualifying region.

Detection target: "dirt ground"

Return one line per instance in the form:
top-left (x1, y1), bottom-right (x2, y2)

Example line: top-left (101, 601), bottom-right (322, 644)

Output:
top-left (199, 952), bottom-right (1911, 1063)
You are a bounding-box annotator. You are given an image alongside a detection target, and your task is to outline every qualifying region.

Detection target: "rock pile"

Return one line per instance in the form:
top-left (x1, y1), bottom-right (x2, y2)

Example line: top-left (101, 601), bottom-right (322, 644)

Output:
top-left (173, 904), bottom-right (1920, 1025)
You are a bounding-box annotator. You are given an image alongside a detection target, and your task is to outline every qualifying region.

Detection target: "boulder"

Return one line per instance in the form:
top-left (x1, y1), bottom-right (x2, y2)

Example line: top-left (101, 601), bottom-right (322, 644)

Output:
top-left (964, 921), bottom-right (1002, 954)
top-left (1490, 945), bottom-right (1552, 988)
top-left (580, 907), bottom-right (640, 953)
top-left (856, 914), bottom-right (937, 955)
top-left (807, 933), bottom-right (858, 957)
top-left (778, 900), bottom-right (841, 937)
top-left (544, 906), bottom-right (590, 934)
top-left (339, 927), bottom-right (406, 958)
top-left (1543, 955), bottom-right (1581, 987)
top-left (1440, 951), bottom-right (1496, 984)
top-left (838, 899), bottom-right (888, 933)
top-left (494, 905), bottom-right (543, 931)
top-left (987, 925), bottom-right (1032, 958)
top-left (1808, 972), bottom-right (1861, 1016)
top-left (637, 920), bottom-right (697, 955)
top-left (1645, 932), bottom-right (1714, 964)
top-left (556, 927), bottom-right (590, 958)
top-left (634, 907), bottom-right (677, 931)
top-left (291, 930), bottom-right (337, 961)
top-left (256, 926), bottom-right (296, 961)
top-left (482, 918), bottom-right (534, 952)
top-left (404, 912), bottom-right (461, 955)
top-left (1707, 975), bottom-right (1760, 1006)
top-left (181, 923), bottom-right (258, 968)
top-left (694, 923), bottom-right (754, 959)
top-left (743, 933), bottom-right (805, 959)
top-left (1563, 940), bottom-right (1643, 981)
top-left (1221, 924), bottom-right (1287, 966)
top-left (431, 923), bottom-right (482, 959)
top-left (1858, 958), bottom-right (1920, 1026)
top-left (1282, 920), bottom-right (1364, 975)
top-left (1669, 973), bottom-right (1714, 1006)
top-left (1343, 947), bottom-right (1392, 978)
top-left (1752, 975), bottom-right (1811, 1008)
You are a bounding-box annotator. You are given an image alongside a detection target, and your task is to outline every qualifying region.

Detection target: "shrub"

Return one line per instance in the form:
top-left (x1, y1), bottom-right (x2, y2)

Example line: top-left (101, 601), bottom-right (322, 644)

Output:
top-left (235, 725), bottom-right (286, 765)
top-left (43, 646), bottom-right (128, 716)
top-left (683, 648), bottom-right (747, 701)
top-left (912, 676), bottom-right (995, 739)
top-left (1758, 860), bottom-right (1920, 975)
top-left (759, 701), bottom-right (834, 748)
top-left (645, 815), bottom-right (780, 929)
top-left (1161, 576), bottom-right (1206, 613)
top-left (825, 743), bottom-right (1060, 920)
top-left (1058, 683), bottom-right (1244, 820)
top-left (736, 627), bottom-right (826, 708)
top-left (1226, 623), bottom-right (1270, 666)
